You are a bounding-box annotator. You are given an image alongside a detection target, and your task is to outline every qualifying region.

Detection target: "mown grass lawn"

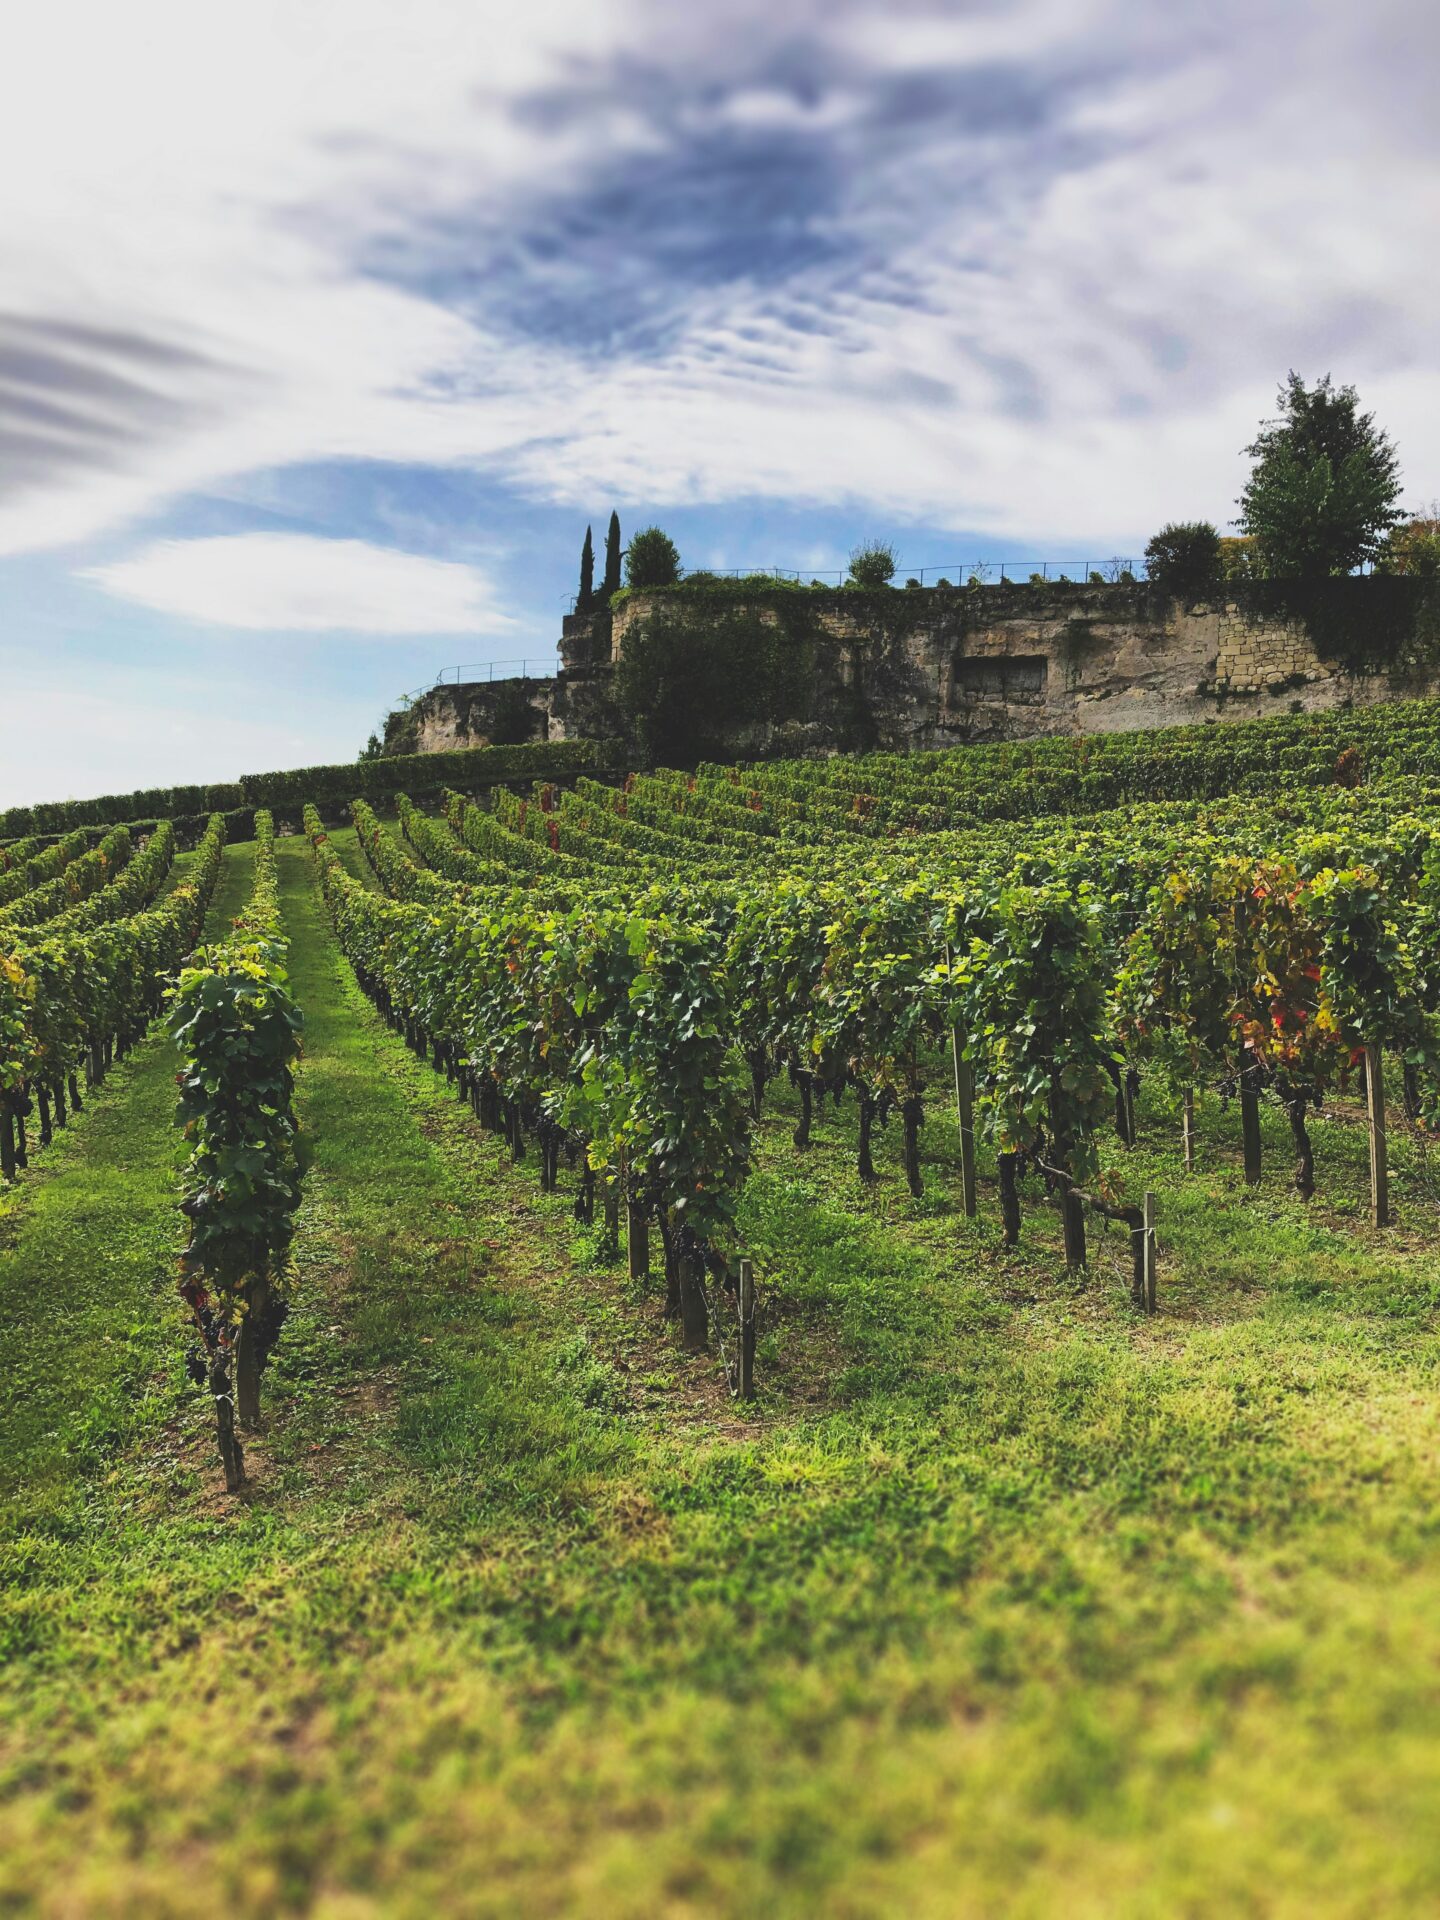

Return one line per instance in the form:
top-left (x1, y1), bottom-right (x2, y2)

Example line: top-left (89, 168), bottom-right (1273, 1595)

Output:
top-left (1, 830), bottom-right (1438, 1917)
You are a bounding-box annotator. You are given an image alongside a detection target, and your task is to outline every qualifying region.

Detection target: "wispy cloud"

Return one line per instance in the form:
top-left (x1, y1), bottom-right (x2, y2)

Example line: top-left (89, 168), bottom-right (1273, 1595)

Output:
top-left (2, 0), bottom-right (1438, 563)
top-left (85, 533), bottom-right (516, 634)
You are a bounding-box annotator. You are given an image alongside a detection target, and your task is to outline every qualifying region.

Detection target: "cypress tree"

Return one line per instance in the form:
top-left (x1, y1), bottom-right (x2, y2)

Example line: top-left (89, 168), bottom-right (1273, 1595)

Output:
top-left (576, 525), bottom-right (595, 614)
top-left (601, 511), bottom-right (622, 602)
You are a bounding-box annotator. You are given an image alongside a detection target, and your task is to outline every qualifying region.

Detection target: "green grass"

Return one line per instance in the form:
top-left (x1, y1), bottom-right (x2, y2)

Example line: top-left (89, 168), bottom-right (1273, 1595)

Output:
top-left (1, 830), bottom-right (1439, 1916)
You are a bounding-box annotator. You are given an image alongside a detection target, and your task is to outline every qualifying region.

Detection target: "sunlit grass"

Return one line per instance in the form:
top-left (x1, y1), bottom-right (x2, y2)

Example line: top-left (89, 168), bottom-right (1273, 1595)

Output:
top-left (0, 831), bottom-right (1437, 1915)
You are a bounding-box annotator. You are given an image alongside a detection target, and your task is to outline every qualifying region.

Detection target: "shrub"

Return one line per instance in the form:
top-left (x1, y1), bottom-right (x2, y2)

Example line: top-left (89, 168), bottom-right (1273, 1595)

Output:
top-left (1144, 522), bottom-right (1224, 598)
top-left (848, 541), bottom-right (897, 589)
top-left (625, 527), bottom-right (681, 591)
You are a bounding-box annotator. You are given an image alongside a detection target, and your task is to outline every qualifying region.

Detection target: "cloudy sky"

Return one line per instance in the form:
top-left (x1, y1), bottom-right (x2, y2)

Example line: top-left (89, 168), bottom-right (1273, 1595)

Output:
top-left (2, 0), bottom-right (1438, 806)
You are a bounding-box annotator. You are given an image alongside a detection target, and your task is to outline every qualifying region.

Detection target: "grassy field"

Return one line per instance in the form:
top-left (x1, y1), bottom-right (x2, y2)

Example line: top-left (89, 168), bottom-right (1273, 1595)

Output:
top-left (2, 829), bottom-right (1439, 1916)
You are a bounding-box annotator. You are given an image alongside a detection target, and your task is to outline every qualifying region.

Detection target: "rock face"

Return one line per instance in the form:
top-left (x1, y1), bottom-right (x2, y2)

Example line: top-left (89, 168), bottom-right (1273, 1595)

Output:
top-left (386, 578), bottom-right (1440, 761)
top-left (383, 677), bottom-right (554, 756)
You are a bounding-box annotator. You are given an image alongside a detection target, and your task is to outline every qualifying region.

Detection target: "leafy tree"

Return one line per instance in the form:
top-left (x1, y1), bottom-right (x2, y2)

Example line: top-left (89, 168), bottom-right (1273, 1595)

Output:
top-left (576, 525), bottom-right (595, 613)
top-left (1144, 522), bottom-right (1223, 598)
top-left (625, 526), bottom-right (681, 591)
top-left (1239, 372), bottom-right (1402, 576)
top-left (601, 511), bottom-right (623, 602)
top-left (848, 540), bottom-right (897, 589)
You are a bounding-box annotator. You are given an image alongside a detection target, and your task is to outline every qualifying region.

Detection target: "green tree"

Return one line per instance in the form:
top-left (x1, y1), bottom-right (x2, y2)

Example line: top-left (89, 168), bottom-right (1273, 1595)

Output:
top-left (601, 511), bottom-right (623, 602)
top-left (625, 526), bottom-right (681, 590)
top-left (576, 525), bottom-right (595, 613)
top-left (1144, 522), bottom-right (1223, 599)
top-left (1238, 372), bottom-right (1402, 577)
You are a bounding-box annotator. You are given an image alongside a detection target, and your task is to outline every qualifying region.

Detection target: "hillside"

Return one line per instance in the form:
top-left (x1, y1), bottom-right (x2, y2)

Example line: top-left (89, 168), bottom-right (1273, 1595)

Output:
top-left (3, 704), bottom-right (1440, 1914)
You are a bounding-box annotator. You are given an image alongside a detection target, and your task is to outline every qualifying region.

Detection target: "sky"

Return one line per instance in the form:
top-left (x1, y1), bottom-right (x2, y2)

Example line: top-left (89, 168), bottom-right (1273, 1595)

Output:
top-left (2, 0), bottom-right (1438, 808)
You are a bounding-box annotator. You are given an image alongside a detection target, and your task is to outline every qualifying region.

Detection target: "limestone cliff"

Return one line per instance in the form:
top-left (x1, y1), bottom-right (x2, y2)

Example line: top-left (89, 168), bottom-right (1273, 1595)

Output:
top-left (384, 577), bottom-right (1440, 763)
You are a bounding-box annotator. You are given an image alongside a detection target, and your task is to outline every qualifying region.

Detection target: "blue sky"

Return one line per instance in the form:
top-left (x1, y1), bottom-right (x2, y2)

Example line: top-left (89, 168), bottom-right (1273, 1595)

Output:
top-left (2, 0), bottom-right (1438, 807)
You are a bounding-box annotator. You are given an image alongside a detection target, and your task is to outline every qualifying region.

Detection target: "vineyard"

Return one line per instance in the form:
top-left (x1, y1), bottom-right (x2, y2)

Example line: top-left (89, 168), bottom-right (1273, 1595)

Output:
top-left (4, 703), bottom-right (1440, 1913)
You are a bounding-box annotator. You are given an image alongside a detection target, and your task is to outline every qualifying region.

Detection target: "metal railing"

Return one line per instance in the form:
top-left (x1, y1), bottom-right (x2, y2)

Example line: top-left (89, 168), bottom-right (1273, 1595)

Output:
top-left (434, 659), bottom-right (552, 683)
top-left (677, 558), bottom-right (1145, 585)
top-left (397, 658), bottom-right (558, 705)
top-left (564, 558), bottom-right (1149, 610)
top-left (906, 558), bottom-right (1146, 585)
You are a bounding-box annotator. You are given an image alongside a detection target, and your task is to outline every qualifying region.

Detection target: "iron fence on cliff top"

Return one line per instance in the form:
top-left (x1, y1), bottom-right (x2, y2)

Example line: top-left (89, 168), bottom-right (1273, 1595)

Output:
top-left (398, 658), bottom-right (556, 704)
top-left (562, 557), bottom-right (1150, 612)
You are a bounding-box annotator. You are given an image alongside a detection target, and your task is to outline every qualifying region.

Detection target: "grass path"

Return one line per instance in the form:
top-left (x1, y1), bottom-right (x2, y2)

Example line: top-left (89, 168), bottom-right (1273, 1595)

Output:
top-left (2, 832), bottom-right (1439, 1915)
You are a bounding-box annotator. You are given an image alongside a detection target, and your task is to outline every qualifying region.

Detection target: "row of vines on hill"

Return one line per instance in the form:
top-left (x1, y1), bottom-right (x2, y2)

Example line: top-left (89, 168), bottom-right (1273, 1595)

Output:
top-left (0, 816), bottom-right (224, 1181)
top-left (313, 765), bottom-right (1440, 1362)
top-left (0, 803), bottom-right (306, 1491)
top-left (170, 812), bottom-right (303, 1491)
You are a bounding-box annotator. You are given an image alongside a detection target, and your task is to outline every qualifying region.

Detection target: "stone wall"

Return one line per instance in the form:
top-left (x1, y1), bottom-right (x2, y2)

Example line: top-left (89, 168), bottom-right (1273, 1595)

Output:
top-left (1213, 602), bottom-right (1331, 693)
top-left (386, 578), bottom-right (1440, 765)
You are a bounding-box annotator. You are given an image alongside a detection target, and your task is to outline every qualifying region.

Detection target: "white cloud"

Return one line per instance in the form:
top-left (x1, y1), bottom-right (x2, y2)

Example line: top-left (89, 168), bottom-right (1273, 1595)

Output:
top-left (0, 0), bottom-right (1437, 563)
top-left (84, 533), bottom-right (516, 634)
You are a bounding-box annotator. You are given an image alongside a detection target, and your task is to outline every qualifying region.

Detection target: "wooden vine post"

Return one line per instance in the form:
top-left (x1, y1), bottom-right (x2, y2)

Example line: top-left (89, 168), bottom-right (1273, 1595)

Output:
top-left (1144, 1190), bottom-right (1158, 1313)
top-left (738, 1257), bottom-right (756, 1400)
top-left (944, 945), bottom-right (978, 1218)
top-left (1182, 1087), bottom-right (1196, 1172)
top-left (1128, 1209), bottom-right (1147, 1308)
top-left (951, 1029), bottom-right (978, 1218)
top-left (1239, 1047), bottom-right (1264, 1186)
top-left (1061, 1185), bottom-right (1087, 1271)
top-left (627, 1196), bottom-right (650, 1278)
top-left (1365, 1045), bottom-right (1389, 1229)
